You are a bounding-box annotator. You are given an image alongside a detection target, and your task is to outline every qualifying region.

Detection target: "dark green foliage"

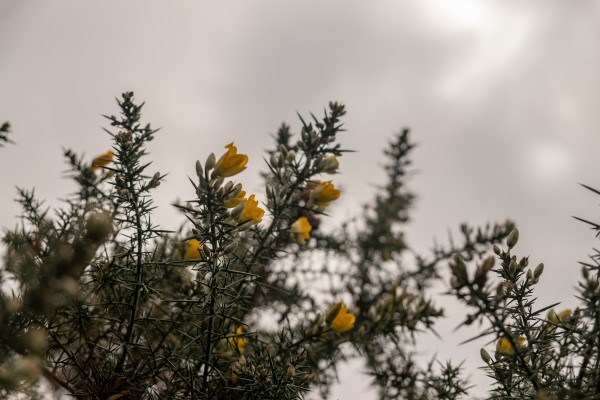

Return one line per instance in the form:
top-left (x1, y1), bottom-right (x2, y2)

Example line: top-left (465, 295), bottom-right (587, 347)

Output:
top-left (0, 93), bottom-right (514, 399)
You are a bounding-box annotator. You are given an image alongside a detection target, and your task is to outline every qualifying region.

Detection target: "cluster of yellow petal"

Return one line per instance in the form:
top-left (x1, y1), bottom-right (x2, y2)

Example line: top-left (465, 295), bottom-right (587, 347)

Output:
top-left (311, 181), bottom-right (341, 208)
top-left (229, 326), bottom-right (247, 353)
top-left (240, 194), bottom-right (264, 225)
top-left (496, 336), bottom-right (526, 356)
top-left (90, 150), bottom-right (114, 171)
top-left (547, 308), bottom-right (572, 325)
top-left (291, 217), bottom-right (312, 245)
top-left (211, 143), bottom-right (265, 225)
top-left (214, 143), bottom-right (248, 177)
top-left (327, 302), bottom-right (356, 333)
top-left (184, 239), bottom-right (203, 261)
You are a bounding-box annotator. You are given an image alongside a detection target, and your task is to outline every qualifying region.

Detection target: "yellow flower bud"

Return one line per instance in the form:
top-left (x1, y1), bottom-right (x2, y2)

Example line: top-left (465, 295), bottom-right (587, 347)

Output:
top-left (327, 302), bottom-right (356, 333)
top-left (90, 150), bottom-right (114, 171)
top-left (322, 155), bottom-right (339, 174)
top-left (184, 239), bottom-right (203, 261)
top-left (547, 308), bottom-right (572, 324)
top-left (290, 217), bottom-right (312, 245)
top-left (214, 142), bottom-right (248, 177)
top-left (229, 326), bottom-right (247, 353)
top-left (224, 190), bottom-right (246, 208)
top-left (496, 335), bottom-right (526, 357)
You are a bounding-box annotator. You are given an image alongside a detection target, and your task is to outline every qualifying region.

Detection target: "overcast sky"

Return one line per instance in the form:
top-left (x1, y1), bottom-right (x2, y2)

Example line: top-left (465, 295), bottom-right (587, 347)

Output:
top-left (1, 1), bottom-right (600, 398)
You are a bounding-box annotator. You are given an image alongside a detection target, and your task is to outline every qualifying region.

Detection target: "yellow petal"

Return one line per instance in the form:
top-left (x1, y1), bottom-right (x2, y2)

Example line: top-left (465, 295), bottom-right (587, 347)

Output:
top-left (90, 150), bottom-right (114, 171)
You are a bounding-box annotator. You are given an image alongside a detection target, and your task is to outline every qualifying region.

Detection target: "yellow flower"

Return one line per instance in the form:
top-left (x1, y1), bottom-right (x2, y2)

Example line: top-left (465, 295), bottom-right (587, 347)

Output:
top-left (547, 308), bottom-right (572, 324)
top-left (184, 239), bottom-right (203, 260)
top-left (214, 142), bottom-right (248, 177)
top-left (240, 195), bottom-right (264, 225)
top-left (90, 150), bottom-right (114, 171)
top-left (290, 217), bottom-right (312, 245)
top-left (496, 336), bottom-right (526, 356)
top-left (327, 302), bottom-right (356, 333)
top-left (229, 326), bottom-right (247, 353)
top-left (311, 181), bottom-right (341, 207)
top-left (224, 190), bottom-right (246, 208)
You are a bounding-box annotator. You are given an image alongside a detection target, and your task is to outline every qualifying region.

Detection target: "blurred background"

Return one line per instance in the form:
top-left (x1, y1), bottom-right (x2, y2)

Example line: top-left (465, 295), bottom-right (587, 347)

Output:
top-left (1, 1), bottom-right (599, 398)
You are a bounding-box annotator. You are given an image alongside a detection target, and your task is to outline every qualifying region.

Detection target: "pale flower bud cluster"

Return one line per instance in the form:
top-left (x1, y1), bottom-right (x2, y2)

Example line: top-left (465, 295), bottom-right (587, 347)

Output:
top-left (449, 255), bottom-right (469, 289)
top-left (472, 256), bottom-right (495, 288)
top-left (368, 290), bottom-right (400, 326)
top-left (305, 312), bottom-right (325, 337)
top-left (228, 349), bottom-right (310, 388)
top-left (115, 130), bottom-right (133, 145)
top-left (144, 171), bottom-right (161, 190)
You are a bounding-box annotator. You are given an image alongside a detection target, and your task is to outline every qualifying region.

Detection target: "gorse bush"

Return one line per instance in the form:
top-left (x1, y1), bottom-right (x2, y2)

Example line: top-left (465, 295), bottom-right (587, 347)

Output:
top-left (449, 197), bottom-right (600, 399)
top-left (0, 92), bottom-right (595, 399)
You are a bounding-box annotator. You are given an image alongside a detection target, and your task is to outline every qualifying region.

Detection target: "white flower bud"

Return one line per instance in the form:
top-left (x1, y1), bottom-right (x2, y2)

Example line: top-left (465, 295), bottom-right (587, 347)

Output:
top-left (509, 260), bottom-right (518, 276)
top-left (480, 348), bottom-right (492, 364)
top-left (223, 242), bottom-right (238, 255)
top-left (205, 153), bottom-right (216, 170)
top-left (507, 228), bottom-right (519, 249)
top-left (534, 263), bottom-right (544, 278)
top-left (286, 364), bottom-right (296, 380)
